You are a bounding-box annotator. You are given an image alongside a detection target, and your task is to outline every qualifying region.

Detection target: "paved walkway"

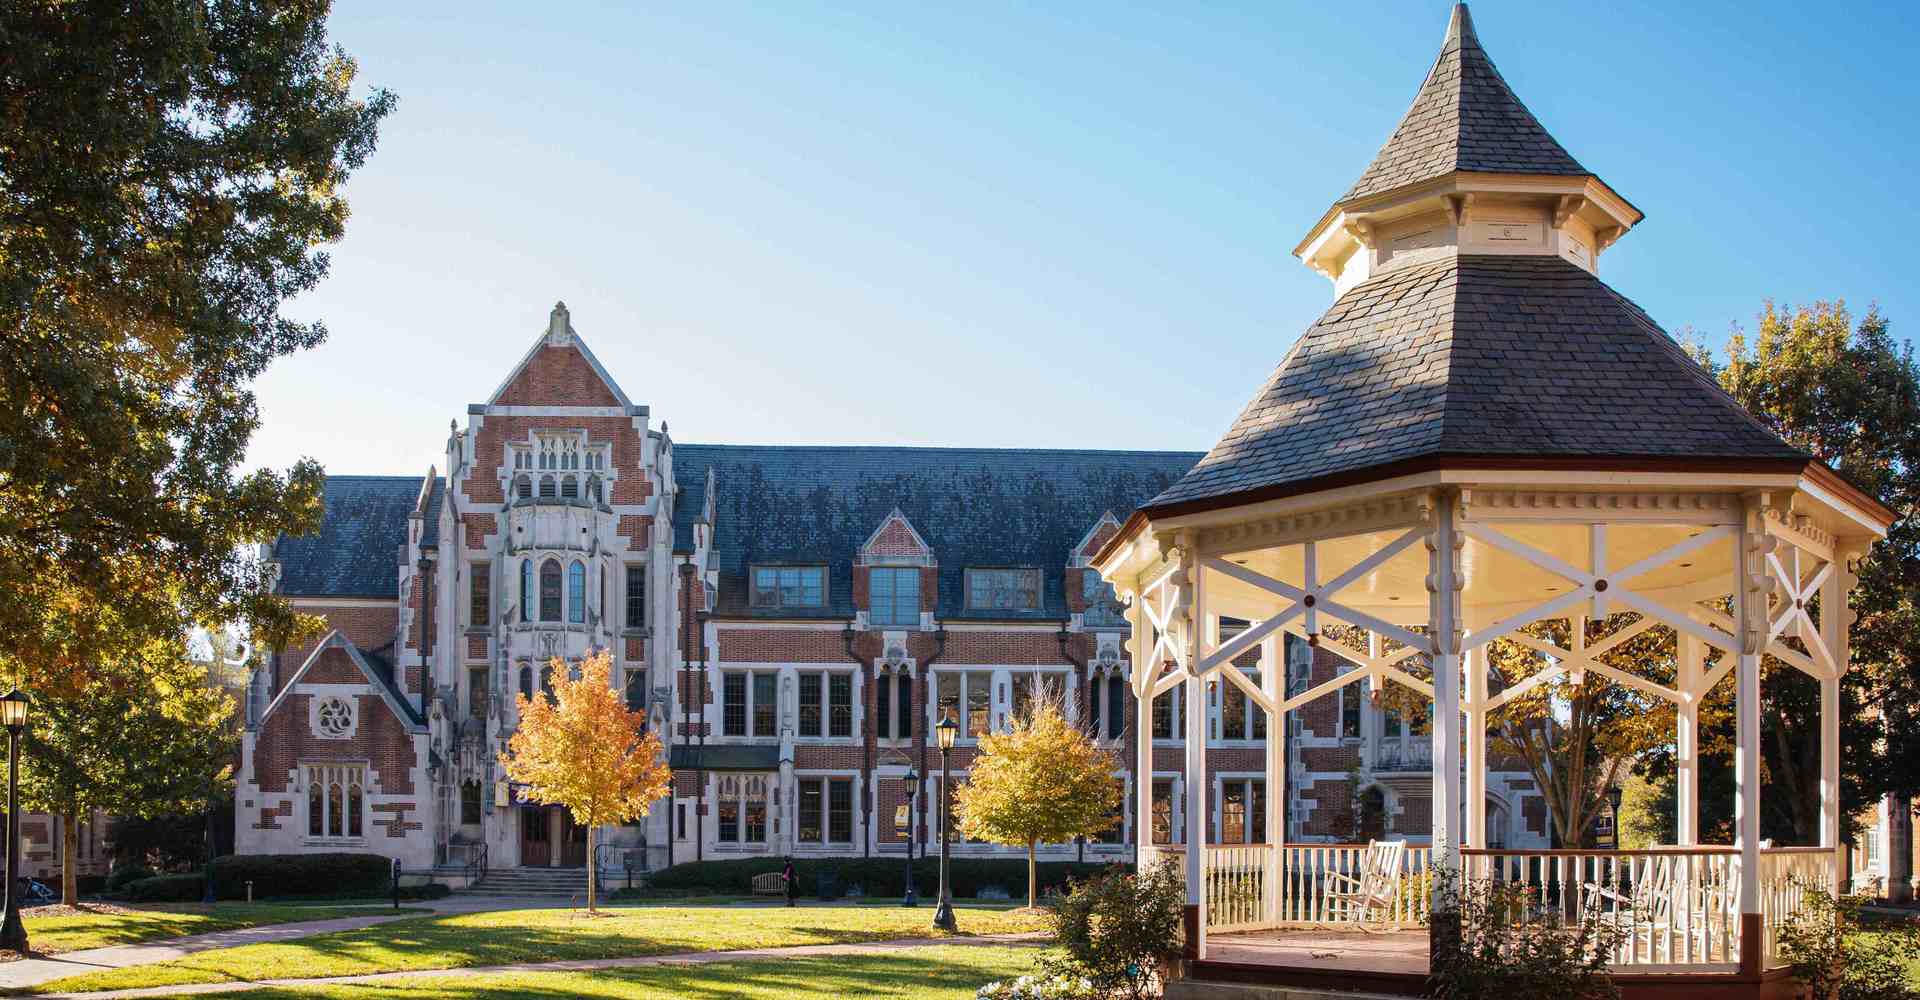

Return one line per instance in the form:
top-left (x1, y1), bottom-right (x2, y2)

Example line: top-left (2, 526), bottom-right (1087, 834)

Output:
top-left (0, 897), bottom-right (557, 992)
top-left (25, 933), bottom-right (1045, 999)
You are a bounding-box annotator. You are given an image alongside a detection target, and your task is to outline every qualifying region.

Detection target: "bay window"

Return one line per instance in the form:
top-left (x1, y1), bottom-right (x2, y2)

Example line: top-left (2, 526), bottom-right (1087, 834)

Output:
top-left (567, 561), bottom-right (586, 623)
top-left (539, 559), bottom-right (562, 621)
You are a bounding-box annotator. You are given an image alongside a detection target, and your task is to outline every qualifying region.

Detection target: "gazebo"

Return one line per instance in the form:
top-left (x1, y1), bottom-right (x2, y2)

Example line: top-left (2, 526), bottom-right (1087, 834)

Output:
top-left (1093, 5), bottom-right (1893, 998)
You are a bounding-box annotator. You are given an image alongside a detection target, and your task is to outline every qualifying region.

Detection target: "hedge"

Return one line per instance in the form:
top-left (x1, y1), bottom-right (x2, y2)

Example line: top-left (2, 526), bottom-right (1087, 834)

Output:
top-left (122, 853), bottom-right (409, 902)
top-left (632, 856), bottom-right (1122, 900)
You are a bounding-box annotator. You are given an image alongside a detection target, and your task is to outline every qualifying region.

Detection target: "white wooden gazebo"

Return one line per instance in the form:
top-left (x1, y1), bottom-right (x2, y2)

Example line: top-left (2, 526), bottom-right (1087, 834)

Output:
top-left (1094, 6), bottom-right (1893, 996)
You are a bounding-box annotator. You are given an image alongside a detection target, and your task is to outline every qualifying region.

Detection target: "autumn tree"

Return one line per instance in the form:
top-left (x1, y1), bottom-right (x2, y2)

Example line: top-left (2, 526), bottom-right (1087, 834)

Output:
top-left (0, 2), bottom-right (393, 692)
top-left (19, 635), bottom-right (238, 906)
top-left (955, 699), bottom-right (1121, 910)
top-left (1695, 302), bottom-right (1920, 842)
top-left (500, 651), bottom-right (669, 912)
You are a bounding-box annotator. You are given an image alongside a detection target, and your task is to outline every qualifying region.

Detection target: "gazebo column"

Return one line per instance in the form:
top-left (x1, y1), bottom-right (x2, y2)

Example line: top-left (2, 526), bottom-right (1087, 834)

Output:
top-left (1262, 632), bottom-right (1284, 925)
top-left (1127, 591), bottom-right (1154, 866)
top-left (1675, 635), bottom-right (1703, 846)
top-left (1428, 492), bottom-right (1464, 951)
top-left (1734, 499), bottom-right (1768, 974)
top-left (1464, 647), bottom-right (1486, 852)
top-left (1181, 539), bottom-right (1207, 961)
top-left (1819, 554), bottom-right (1856, 883)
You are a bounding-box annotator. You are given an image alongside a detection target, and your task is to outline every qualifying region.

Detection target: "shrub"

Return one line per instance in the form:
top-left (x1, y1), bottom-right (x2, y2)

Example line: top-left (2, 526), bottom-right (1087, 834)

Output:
top-left (1428, 872), bottom-right (1623, 1000)
top-left (124, 873), bottom-right (207, 902)
top-left (210, 853), bottom-right (393, 899)
top-left (1047, 858), bottom-right (1185, 1000)
top-left (106, 863), bottom-right (156, 892)
top-left (1777, 881), bottom-right (1920, 1000)
top-left (639, 856), bottom-right (1111, 900)
top-left (395, 882), bottom-right (451, 901)
top-left (75, 874), bottom-right (107, 896)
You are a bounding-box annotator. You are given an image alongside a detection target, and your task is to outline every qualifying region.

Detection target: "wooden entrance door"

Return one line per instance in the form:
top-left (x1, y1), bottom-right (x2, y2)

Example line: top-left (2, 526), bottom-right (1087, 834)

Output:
top-left (559, 809), bottom-right (587, 867)
top-left (520, 806), bottom-right (551, 867)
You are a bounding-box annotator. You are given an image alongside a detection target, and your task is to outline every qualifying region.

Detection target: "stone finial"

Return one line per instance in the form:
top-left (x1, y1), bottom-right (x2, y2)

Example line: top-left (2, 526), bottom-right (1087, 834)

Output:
top-left (546, 301), bottom-right (572, 345)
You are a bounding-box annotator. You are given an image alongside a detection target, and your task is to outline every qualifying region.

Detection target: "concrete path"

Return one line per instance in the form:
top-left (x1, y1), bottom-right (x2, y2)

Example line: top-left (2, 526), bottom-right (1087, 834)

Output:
top-left (0, 897), bottom-right (557, 992)
top-left (25, 932), bottom-right (1046, 999)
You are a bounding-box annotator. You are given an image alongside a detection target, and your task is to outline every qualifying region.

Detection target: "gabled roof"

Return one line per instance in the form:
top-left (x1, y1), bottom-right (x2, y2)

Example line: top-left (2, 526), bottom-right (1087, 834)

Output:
top-left (670, 445), bottom-right (1198, 620)
top-left (485, 305), bottom-right (634, 409)
top-left (1146, 255), bottom-right (1808, 516)
top-left (277, 475), bottom-right (440, 598)
top-left (260, 630), bottom-right (426, 731)
top-left (1340, 3), bottom-right (1589, 204)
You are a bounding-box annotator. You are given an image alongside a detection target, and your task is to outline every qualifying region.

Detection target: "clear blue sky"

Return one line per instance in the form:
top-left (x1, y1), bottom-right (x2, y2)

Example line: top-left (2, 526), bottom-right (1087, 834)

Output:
top-left (255, 0), bottom-right (1920, 477)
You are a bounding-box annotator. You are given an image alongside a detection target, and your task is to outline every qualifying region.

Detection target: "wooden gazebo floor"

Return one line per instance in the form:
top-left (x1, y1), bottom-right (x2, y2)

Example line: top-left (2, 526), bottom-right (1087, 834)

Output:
top-left (1206, 928), bottom-right (1429, 976)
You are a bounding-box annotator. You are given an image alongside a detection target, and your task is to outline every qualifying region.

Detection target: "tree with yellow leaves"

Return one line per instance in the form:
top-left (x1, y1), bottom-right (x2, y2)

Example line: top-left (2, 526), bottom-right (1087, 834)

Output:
top-left (955, 699), bottom-right (1121, 910)
top-left (500, 650), bottom-right (669, 912)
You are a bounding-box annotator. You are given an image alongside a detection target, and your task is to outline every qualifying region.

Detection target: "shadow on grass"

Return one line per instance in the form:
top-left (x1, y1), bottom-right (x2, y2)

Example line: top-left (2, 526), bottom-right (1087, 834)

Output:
top-left (139, 947), bottom-right (1042, 999)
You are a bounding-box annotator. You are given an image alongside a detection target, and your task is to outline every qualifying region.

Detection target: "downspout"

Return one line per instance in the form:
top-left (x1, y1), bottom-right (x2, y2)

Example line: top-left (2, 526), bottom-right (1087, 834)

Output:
top-left (918, 627), bottom-right (948, 868)
top-left (844, 625), bottom-right (871, 861)
top-left (1057, 621), bottom-right (1089, 864)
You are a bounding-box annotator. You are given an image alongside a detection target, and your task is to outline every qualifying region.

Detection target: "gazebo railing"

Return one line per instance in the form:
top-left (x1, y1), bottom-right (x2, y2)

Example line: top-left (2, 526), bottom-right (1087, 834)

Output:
top-left (1758, 846), bottom-right (1838, 968)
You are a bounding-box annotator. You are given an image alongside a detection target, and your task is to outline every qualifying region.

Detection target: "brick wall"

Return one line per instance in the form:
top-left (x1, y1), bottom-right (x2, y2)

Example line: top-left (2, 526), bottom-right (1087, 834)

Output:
top-left (716, 628), bottom-right (849, 663)
top-left (279, 605), bottom-right (398, 692)
top-left (493, 344), bottom-right (622, 407)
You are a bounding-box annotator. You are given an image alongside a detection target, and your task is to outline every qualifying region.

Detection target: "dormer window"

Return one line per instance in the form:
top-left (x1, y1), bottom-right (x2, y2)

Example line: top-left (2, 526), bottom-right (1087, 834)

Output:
top-left (869, 567), bottom-right (920, 626)
top-left (966, 568), bottom-right (1040, 612)
top-left (751, 566), bottom-right (826, 610)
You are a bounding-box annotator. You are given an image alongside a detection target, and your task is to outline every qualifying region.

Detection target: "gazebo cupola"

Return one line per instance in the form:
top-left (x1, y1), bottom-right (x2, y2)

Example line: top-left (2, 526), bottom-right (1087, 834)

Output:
top-left (1096, 3), bottom-right (1894, 993)
top-left (1296, 4), bottom-right (1643, 297)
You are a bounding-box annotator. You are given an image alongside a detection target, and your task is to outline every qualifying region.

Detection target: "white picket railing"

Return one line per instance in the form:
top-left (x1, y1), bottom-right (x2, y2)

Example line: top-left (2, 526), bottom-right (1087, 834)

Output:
top-left (1758, 847), bottom-right (1838, 969)
top-left (1144, 842), bottom-right (1838, 975)
top-left (1462, 847), bottom-right (1741, 971)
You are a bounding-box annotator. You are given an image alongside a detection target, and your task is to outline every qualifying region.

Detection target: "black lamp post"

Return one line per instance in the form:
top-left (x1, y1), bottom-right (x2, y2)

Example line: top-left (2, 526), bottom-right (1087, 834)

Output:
top-left (0, 688), bottom-right (31, 953)
top-left (933, 714), bottom-right (958, 931)
top-left (1606, 784), bottom-right (1625, 848)
top-left (902, 768), bottom-right (918, 907)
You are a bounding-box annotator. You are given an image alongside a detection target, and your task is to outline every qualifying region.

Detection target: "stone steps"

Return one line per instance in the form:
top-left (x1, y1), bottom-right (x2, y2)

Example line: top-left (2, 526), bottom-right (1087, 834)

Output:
top-left (466, 867), bottom-right (599, 896)
top-left (1166, 983), bottom-right (1413, 1000)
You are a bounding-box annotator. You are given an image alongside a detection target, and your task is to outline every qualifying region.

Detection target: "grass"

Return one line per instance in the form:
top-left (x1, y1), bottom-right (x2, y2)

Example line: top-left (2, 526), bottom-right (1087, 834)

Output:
top-left (124, 945), bottom-right (1043, 999)
top-left (13, 903), bottom-right (429, 956)
top-left (23, 902), bottom-right (1049, 995)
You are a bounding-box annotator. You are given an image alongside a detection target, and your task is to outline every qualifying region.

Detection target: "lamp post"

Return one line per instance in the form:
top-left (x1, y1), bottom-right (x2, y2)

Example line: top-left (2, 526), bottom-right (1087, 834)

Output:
top-left (1606, 784), bottom-right (1625, 849)
top-left (902, 768), bottom-right (918, 906)
top-left (932, 715), bottom-right (958, 931)
top-left (0, 688), bottom-right (31, 953)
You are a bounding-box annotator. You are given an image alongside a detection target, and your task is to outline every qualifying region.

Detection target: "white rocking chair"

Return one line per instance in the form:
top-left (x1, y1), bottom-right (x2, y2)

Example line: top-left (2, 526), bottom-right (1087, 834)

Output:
top-left (1325, 839), bottom-right (1407, 931)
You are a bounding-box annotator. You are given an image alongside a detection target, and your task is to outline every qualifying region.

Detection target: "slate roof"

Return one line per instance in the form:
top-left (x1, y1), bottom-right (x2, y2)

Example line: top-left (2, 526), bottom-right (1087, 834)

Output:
top-left (1340, 4), bottom-right (1589, 204)
top-left (277, 475), bottom-right (438, 598)
top-left (671, 445), bottom-right (1199, 620)
top-left (1148, 255), bottom-right (1808, 513)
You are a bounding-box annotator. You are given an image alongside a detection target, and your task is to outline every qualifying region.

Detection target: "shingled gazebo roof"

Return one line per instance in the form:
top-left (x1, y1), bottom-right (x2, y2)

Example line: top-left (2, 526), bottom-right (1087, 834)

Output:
top-left (1137, 5), bottom-right (1826, 522)
top-left (1341, 3), bottom-right (1591, 204)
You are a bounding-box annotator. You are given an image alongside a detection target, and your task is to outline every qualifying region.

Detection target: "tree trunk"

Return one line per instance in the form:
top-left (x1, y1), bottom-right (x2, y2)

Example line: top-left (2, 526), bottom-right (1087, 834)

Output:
top-left (1027, 841), bottom-right (1037, 910)
top-left (586, 824), bottom-right (596, 913)
top-left (61, 812), bottom-right (77, 907)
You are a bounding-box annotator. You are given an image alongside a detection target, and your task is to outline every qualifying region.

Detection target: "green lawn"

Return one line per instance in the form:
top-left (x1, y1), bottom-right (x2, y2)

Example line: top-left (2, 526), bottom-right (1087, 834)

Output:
top-left (23, 903), bottom-right (1048, 995)
top-left (16, 903), bottom-right (428, 956)
top-left (126, 946), bottom-right (1041, 1000)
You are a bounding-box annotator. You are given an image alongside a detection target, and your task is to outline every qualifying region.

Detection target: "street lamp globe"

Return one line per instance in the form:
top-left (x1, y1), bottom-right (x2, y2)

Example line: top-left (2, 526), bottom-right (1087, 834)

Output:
top-left (936, 714), bottom-right (957, 751)
top-left (0, 689), bottom-right (28, 731)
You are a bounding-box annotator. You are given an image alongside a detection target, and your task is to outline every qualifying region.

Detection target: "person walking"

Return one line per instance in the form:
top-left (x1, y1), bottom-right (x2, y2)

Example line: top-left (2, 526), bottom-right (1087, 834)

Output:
top-left (781, 858), bottom-right (798, 907)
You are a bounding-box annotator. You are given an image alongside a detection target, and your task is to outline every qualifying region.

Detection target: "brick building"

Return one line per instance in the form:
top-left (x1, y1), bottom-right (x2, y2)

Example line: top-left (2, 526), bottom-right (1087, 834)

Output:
top-left (235, 303), bottom-right (1550, 873)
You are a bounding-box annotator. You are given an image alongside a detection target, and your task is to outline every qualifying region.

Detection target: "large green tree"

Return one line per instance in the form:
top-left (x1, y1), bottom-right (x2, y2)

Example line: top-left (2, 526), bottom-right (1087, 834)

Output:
top-left (1692, 302), bottom-right (1920, 843)
top-left (20, 634), bottom-right (238, 905)
top-left (0, 1), bottom-right (393, 688)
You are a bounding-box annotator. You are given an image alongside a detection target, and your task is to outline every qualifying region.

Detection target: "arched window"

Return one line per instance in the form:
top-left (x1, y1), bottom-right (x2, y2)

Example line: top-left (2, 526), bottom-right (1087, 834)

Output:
top-left (514, 475), bottom-right (531, 500)
top-left (539, 475), bottom-right (556, 498)
top-left (519, 665), bottom-right (533, 699)
top-left (587, 476), bottom-right (602, 503)
top-left (461, 782), bottom-right (482, 825)
top-left (308, 782), bottom-right (323, 837)
top-left (540, 559), bottom-right (562, 620)
top-left (568, 561), bottom-right (586, 623)
top-left (520, 560), bottom-right (534, 621)
top-left (347, 778), bottom-right (363, 837)
top-left (540, 665), bottom-right (554, 697)
top-left (561, 475), bottom-right (579, 500)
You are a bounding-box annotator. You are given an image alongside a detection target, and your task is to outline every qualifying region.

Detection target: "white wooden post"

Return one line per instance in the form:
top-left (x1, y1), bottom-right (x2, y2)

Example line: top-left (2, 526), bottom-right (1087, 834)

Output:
top-left (1182, 539), bottom-right (1207, 959)
top-left (1676, 634), bottom-right (1702, 847)
top-left (1128, 587), bottom-right (1155, 866)
top-left (1733, 497), bottom-right (1768, 972)
top-left (1464, 646), bottom-right (1486, 851)
top-left (1428, 492), bottom-right (1463, 914)
top-left (1263, 631), bottom-right (1284, 926)
top-left (1819, 554), bottom-right (1854, 876)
